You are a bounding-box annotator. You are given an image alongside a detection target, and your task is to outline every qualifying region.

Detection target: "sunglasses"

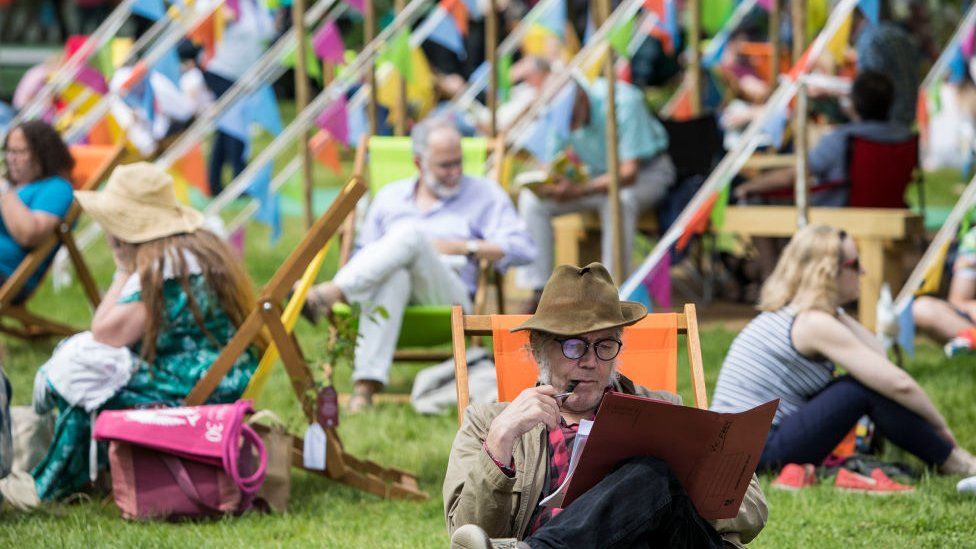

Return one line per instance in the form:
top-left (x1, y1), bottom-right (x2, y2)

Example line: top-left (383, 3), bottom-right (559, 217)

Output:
top-left (555, 337), bottom-right (623, 361)
top-left (842, 257), bottom-right (863, 274)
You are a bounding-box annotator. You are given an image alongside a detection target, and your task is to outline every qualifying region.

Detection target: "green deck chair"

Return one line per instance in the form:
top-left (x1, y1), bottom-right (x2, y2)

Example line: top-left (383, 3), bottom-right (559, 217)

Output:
top-left (332, 135), bottom-right (495, 359)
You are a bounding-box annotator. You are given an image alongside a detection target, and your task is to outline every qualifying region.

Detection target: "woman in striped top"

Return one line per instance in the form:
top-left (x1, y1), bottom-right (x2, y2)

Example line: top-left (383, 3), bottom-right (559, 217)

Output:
top-left (712, 224), bottom-right (976, 475)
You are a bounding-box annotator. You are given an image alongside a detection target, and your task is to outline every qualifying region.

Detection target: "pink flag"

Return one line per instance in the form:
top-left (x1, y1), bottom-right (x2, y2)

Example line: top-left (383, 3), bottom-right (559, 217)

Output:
top-left (343, 0), bottom-right (364, 13)
top-left (315, 96), bottom-right (349, 144)
top-left (229, 226), bottom-right (245, 257)
top-left (312, 21), bottom-right (345, 63)
top-left (757, 0), bottom-right (773, 10)
top-left (963, 28), bottom-right (976, 59)
top-left (75, 65), bottom-right (108, 95)
top-left (643, 250), bottom-right (672, 309)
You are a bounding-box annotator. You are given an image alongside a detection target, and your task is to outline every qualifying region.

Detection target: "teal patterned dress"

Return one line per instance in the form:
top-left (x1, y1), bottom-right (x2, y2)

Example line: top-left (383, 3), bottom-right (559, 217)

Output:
top-left (33, 273), bottom-right (259, 501)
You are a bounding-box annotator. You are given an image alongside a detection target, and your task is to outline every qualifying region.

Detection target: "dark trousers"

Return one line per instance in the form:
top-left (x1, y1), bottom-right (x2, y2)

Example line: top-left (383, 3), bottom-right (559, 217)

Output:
top-left (759, 376), bottom-right (954, 470)
top-left (527, 457), bottom-right (723, 549)
top-left (203, 71), bottom-right (247, 195)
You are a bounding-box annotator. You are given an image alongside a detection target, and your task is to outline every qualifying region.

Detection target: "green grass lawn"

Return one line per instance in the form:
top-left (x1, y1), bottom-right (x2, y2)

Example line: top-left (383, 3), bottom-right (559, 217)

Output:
top-left (1, 106), bottom-right (976, 545)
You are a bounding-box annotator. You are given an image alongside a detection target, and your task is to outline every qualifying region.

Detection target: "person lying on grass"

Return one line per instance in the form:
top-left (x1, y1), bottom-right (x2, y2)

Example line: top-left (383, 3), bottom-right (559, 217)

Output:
top-left (444, 263), bottom-right (767, 549)
top-left (30, 163), bottom-right (261, 501)
top-left (711, 224), bottom-right (976, 479)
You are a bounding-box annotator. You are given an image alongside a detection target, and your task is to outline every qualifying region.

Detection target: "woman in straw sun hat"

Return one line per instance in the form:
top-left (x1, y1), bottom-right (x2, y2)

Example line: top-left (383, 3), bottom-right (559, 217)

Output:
top-left (31, 162), bottom-right (262, 501)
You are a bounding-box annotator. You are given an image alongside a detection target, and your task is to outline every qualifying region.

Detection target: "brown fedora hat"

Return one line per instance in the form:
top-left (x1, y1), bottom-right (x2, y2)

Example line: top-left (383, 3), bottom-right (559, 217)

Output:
top-left (512, 263), bottom-right (647, 335)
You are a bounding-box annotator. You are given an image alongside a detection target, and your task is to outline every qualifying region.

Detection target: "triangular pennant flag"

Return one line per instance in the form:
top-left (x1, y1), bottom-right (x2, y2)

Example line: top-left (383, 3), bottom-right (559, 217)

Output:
top-left (643, 249), bottom-right (672, 309)
top-left (75, 65), bottom-right (108, 95)
top-left (964, 28), bottom-right (976, 59)
top-left (152, 47), bottom-right (182, 86)
top-left (346, 100), bottom-right (368, 146)
top-left (225, 0), bottom-right (241, 18)
top-left (315, 96), bottom-right (349, 143)
top-left (608, 17), bottom-right (635, 59)
top-left (897, 297), bottom-right (916, 358)
top-left (283, 37), bottom-right (323, 83)
top-left (916, 241), bottom-right (950, 296)
top-left (132, 0), bottom-right (166, 20)
top-left (313, 21), bottom-right (346, 63)
top-left (461, 0), bottom-right (482, 19)
top-left (498, 54), bottom-right (512, 102)
top-left (516, 118), bottom-right (552, 162)
top-left (379, 29), bottom-right (413, 80)
top-left (631, 278), bottom-right (654, 311)
top-left (826, 13), bottom-right (853, 63)
top-left (441, 0), bottom-right (469, 36)
top-left (250, 85), bottom-right (283, 136)
top-left (950, 48), bottom-right (968, 83)
top-left (677, 192), bottom-right (718, 250)
top-left (702, 33), bottom-right (729, 68)
top-left (311, 131), bottom-right (343, 175)
top-left (702, 0), bottom-right (735, 36)
top-left (427, 6), bottom-right (467, 59)
top-left (857, 0), bottom-right (879, 24)
top-left (536, 0), bottom-right (566, 37)
top-left (174, 143), bottom-right (210, 197)
top-left (806, 0), bottom-right (829, 42)
top-left (94, 41), bottom-right (115, 80)
top-left (756, 0), bottom-right (773, 10)
top-left (709, 180), bottom-right (730, 231)
top-left (249, 164), bottom-right (282, 242)
top-left (762, 107), bottom-right (790, 148)
top-left (229, 226), bottom-right (246, 257)
top-left (665, 0), bottom-right (681, 52)
top-left (217, 97), bottom-right (250, 144)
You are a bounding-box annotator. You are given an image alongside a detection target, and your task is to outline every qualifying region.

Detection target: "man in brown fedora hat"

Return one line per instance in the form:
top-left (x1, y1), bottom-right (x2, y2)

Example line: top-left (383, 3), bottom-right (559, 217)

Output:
top-left (444, 263), bottom-right (767, 549)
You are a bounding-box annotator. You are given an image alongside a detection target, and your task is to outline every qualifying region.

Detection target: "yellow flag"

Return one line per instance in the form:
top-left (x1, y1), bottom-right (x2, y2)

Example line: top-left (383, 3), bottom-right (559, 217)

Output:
top-left (523, 24), bottom-right (559, 57)
top-left (60, 82), bottom-right (102, 118)
top-left (376, 47), bottom-right (437, 124)
top-left (111, 37), bottom-right (134, 69)
top-left (585, 45), bottom-right (610, 82)
top-left (826, 13), bottom-right (852, 64)
top-left (916, 241), bottom-right (950, 296)
top-left (806, 0), bottom-right (829, 42)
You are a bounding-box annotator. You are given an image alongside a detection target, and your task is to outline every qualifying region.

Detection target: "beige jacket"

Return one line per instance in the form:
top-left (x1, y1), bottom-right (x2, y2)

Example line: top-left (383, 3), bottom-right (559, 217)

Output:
top-left (443, 379), bottom-right (768, 547)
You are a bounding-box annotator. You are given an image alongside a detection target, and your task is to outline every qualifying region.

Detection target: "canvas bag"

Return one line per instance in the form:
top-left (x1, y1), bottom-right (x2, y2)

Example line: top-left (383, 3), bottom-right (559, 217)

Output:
top-left (93, 400), bottom-right (267, 520)
top-left (247, 410), bottom-right (292, 513)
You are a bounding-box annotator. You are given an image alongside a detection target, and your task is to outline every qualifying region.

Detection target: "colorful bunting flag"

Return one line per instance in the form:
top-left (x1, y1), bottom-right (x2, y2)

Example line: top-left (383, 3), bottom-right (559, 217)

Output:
top-left (380, 30), bottom-right (413, 80)
top-left (498, 54), bottom-right (512, 102)
top-left (536, 0), bottom-right (567, 37)
top-left (75, 65), bottom-right (109, 95)
top-left (916, 241), bottom-right (950, 296)
top-left (313, 21), bottom-right (346, 64)
top-left (762, 107), bottom-right (790, 148)
top-left (132, 0), bottom-right (166, 20)
top-left (644, 249), bottom-right (672, 309)
top-left (806, 0), bottom-right (828, 43)
top-left (174, 143), bottom-right (210, 197)
top-left (461, 0), bottom-right (482, 19)
top-left (964, 27), bottom-right (976, 59)
top-left (441, 0), bottom-right (469, 36)
top-left (316, 96), bottom-right (350, 144)
top-left (897, 296), bottom-right (916, 358)
top-left (857, 0), bottom-right (879, 24)
top-left (283, 37), bottom-right (323, 83)
top-left (826, 13), bottom-right (852, 64)
top-left (677, 192), bottom-right (718, 250)
top-left (311, 131), bottom-right (343, 175)
top-left (756, 0), bottom-right (773, 10)
top-left (516, 118), bottom-right (552, 162)
top-left (250, 85), bottom-right (282, 137)
top-left (608, 17), bottom-right (635, 59)
top-left (427, 6), bottom-right (467, 59)
top-left (229, 226), bottom-right (246, 257)
top-left (950, 48), bottom-right (968, 83)
top-left (376, 47), bottom-right (438, 124)
top-left (702, 0), bottom-right (735, 36)
top-left (152, 48), bottom-right (182, 86)
top-left (249, 164), bottom-right (282, 241)
top-left (346, 100), bottom-right (368, 146)
top-left (709, 180), bottom-right (730, 231)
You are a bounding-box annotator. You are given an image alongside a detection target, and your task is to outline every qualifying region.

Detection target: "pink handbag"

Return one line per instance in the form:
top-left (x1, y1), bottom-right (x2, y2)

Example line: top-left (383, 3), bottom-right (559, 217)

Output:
top-left (93, 400), bottom-right (267, 520)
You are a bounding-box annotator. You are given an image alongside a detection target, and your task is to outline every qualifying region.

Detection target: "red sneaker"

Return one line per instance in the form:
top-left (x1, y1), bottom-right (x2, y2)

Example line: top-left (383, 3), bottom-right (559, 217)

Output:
top-left (772, 463), bottom-right (816, 490)
top-left (835, 468), bottom-right (915, 495)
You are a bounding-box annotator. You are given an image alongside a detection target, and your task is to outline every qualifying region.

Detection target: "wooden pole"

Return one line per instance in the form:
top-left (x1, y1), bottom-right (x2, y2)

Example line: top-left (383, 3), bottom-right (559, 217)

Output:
top-left (486, 0), bottom-right (499, 137)
top-left (394, 0), bottom-right (407, 135)
top-left (795, 80), bottom-right (809, 228)
top-left (688, 0), bottom-right (702, 115)
top-left (770, 0), bottom-right (781, 86)
top-left (365, 0), bottom-right (378, 135)
top-left (292, 0), bottom-right (315, 229)
top-left (599, 0), bottom-right (624, 282)
top-left (791, 0), bottom-right (805, 62)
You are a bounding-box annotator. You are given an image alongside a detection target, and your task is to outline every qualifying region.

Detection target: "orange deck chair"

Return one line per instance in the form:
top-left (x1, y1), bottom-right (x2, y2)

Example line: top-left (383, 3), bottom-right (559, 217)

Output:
top-left (451, 303), bottom-right (709, 424)
top-left (0, 143), bottom-right (123, 338)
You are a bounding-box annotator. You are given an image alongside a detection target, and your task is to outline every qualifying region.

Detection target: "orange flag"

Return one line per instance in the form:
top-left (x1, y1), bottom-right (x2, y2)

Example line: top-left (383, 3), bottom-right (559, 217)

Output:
top-left (440, 0), bottom-right (469, 36)
top-left (311, 131), bottom-right (342, 175)
top-left (677, 192), bottom-right (718, 250)
top-left (174, 144), bottom-right (210, 196)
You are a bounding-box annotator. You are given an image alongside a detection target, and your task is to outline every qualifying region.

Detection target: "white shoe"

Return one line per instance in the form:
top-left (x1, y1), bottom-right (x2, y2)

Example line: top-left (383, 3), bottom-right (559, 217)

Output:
top-left (957, 475), bottom-right (976, 494)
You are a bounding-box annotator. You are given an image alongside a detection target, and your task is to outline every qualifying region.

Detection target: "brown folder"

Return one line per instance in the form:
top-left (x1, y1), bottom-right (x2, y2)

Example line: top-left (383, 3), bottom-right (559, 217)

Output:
top-left (561, 393), bottom-right (778, 519)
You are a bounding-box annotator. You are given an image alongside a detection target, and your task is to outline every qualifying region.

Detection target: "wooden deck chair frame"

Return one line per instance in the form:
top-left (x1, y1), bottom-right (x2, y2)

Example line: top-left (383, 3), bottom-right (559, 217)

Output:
top-left (450, 303), bottom-right (708, 425)
top-left (185, 149), bottom-right (426, 501)
top-left (0, 143), bottom-right (124, 339)
top-left (334, 135), bottom-right (509, 362)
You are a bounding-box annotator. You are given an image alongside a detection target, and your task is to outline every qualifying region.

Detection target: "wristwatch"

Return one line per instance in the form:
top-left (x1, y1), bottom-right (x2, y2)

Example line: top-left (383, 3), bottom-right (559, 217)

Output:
top-left (465, 240), bottom-right (480, 257)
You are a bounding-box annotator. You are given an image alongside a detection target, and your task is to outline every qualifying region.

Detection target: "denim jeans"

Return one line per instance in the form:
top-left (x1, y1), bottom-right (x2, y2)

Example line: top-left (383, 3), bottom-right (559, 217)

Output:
top-left (759, 375), bottom-right (954, 470)
top-left (526, 456), bottom-right (723, 549)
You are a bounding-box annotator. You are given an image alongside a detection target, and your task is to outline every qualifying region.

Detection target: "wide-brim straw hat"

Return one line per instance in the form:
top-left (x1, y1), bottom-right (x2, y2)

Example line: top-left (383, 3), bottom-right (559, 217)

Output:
top-left (75, 162), bottom-right (204, 244)
top-left (512, 262), bottom-right (647, 335)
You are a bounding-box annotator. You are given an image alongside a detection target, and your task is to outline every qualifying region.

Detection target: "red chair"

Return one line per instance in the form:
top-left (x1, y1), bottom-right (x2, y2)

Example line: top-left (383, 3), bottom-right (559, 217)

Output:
top-left (846, 134), bottom-right (921, 210)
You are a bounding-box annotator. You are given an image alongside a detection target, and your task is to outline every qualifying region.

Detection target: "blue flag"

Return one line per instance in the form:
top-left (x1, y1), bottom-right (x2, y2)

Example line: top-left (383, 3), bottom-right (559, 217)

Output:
top-left (858, 0), bottom-right (879, 24)
top-left (152, 48), bottom-right (182, 86)
top-left (250, 85), bottom-right (283, 136)
top-left (249, 164), bottom-right (282, 242)
top-left (537, 0), bottom-right (566, 37)
top-left (426, 7), bottom-right (467, 59)
top-left (897, 297), bottom-right (916, 358)
top-left (132, 0), bottom-right (166, 20)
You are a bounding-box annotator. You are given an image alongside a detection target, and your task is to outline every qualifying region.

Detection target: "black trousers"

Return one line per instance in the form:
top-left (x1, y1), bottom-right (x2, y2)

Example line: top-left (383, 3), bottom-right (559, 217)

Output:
top-left (203, 71), bottom-right (247, 195)
top-left (526, 457), bottom-right (724, 549)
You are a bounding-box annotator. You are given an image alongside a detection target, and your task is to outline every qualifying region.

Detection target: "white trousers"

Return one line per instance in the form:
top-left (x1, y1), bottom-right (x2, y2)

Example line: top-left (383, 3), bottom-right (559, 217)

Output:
top-left (334, 224), bottom-right (472, 384)
top-left (516, 154), bottom-right (676, 290)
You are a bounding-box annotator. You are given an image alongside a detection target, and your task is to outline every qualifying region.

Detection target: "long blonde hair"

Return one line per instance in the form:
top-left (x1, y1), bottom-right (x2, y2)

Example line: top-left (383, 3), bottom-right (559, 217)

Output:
top-left (758, 224), bottom-right (845, 314)
top-left (118, 229), bottom-right (260, 363)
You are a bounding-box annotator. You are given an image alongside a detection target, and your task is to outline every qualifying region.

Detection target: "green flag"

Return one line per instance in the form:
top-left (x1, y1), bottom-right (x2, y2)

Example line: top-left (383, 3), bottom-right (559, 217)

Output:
top-left (710, 178), bottom-right (731, 231)
top-left (608, 17), bottom-right (635, 59)
top-left (94, 40), bottom-right (115, 80)
top-left (497, 53), bottom-right (512, 102)
top-left (282, 37), bottom-right (323, 83)
top-left (702, 0), bottom-right (735, 36)
top-left (379, 30), bottom-right (412, 80)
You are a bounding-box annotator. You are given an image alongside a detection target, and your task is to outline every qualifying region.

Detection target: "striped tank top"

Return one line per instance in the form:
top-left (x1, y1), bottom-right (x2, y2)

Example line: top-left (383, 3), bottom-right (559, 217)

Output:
top-left (711, 308), bottom-right (835, 427)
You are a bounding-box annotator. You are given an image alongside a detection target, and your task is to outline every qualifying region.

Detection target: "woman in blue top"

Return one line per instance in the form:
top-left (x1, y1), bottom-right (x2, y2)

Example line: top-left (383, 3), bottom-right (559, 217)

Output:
top-left (0, 120), bottom-right (75, 287)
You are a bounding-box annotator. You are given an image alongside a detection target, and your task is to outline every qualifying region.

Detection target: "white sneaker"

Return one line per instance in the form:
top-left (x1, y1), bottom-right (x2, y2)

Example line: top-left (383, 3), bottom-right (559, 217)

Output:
top-left (944, 336), bottom-right (975, 357)
top-left (450, 524), bottom-right (528, 549)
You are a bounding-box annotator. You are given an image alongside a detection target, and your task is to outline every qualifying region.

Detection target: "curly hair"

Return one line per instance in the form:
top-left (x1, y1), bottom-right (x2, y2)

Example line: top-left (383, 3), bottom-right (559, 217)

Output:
top-left (758, 224), bottom-right (846, 314)
top-left (5, 120), bottom-right (75, 181)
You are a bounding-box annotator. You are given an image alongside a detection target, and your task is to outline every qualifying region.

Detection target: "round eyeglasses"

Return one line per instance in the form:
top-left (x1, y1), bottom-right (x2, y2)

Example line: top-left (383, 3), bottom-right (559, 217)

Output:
top-left (556, 337), bottom-right (623, 361)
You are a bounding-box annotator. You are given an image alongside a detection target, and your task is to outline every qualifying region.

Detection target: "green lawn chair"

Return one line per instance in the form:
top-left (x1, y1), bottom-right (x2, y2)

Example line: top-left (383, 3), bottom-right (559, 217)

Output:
top-left (332, 135), bottom-right (504, 360)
